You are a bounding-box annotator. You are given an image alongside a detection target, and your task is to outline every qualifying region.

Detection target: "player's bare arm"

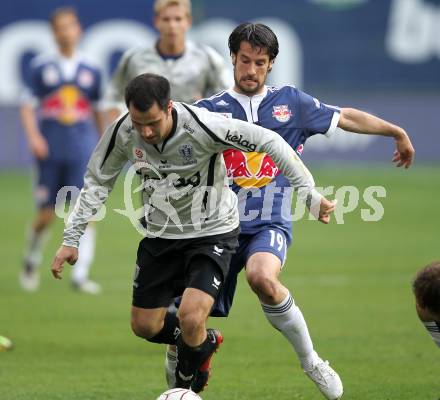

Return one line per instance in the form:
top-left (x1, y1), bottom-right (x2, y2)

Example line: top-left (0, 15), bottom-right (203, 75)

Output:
top-left (20, 103), bottom-right (49, 159)
top-left (51, 245), bottom-right (79, 279)
top-left (338, 107), bottom-right (415, 168)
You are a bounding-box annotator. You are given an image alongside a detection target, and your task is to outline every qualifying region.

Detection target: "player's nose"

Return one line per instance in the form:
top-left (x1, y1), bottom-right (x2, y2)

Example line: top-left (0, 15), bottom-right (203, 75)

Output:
top-left (141, 126), bottom-right (154, 138)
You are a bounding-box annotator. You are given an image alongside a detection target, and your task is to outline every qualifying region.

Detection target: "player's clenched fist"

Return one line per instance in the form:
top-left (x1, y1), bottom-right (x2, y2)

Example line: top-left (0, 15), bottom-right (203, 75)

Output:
top-left (51, 246), bottom-right (78, 279)
top-left (318, 197), bottom-right (337, 224)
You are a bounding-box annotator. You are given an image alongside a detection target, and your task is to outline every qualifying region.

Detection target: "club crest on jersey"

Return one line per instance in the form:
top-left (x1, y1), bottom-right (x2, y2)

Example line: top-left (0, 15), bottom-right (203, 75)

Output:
top-left (78, 69), bottom-right (94, 88)
top-left (296, 143), bottom-right (304, 156)
top-left (42, 65), bottom-right (60, 86)
top-left (272, 105), bottom-right (292, 123)
top-left (133, 147), bottom-right (146, 160)
top-left (178, 144), bottom-right (197, 165)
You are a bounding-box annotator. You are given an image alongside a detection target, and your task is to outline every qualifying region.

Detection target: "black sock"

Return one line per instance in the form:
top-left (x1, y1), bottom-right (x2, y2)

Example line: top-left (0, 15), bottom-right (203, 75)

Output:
top-left (147, 311), bottom-right (180, 345)
top-left (175, 334), bottom-right (213, 386)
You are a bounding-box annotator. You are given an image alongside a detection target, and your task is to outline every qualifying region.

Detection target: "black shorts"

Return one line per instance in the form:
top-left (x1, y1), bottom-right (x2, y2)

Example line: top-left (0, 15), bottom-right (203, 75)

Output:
top-left (132, 228), bottom-right (239, 309)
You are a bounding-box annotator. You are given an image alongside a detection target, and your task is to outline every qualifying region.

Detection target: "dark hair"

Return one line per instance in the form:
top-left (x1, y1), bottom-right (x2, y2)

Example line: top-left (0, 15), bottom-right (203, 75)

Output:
top-left (125, 73), bottom-right (171, 112)
top-left (228, 23), bottom-right (279, 61)
top-left (49, 7), bottom-right (79, 26)
top-left (413, 261), bottom-right (440, 314)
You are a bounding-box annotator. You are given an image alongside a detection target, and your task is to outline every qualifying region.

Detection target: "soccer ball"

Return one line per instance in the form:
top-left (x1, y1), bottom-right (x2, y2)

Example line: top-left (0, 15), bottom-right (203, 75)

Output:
top-left (156, 388), bottom-right (202, 400)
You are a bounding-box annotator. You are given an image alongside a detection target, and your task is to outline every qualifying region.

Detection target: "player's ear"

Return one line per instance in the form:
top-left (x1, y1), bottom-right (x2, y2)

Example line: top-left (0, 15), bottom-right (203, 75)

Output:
top-left (167, 101), bottom-right (173, 115)
top-left (268, 59), bottom-right (275, 73)
top-left (231, 53), bottom-right (237, 66)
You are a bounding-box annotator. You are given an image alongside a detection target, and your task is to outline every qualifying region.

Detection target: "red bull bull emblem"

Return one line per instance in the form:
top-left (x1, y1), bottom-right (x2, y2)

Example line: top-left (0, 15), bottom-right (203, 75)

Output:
top-left (41, 85), bottom-right (91, 125)
top-left (223, 150), bottom-right (279, 188)
top-left (272, 105), bottom-right (292, 123)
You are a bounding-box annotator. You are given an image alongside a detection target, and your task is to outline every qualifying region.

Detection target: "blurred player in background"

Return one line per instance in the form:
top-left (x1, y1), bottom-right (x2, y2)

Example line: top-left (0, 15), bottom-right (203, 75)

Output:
top-left (165, 23), bottom-right (415, 399)
top-left (20, 7), bottom-right (104, 294)
top-left (103, 0), bottom-right (230, 121)
top-left (413, 261), bottom-right (440, 349)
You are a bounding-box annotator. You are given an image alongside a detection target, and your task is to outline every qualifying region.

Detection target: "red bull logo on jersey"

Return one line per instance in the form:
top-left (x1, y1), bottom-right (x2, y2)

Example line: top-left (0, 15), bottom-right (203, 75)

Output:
top-left (272, 105), bottom-right (292, 123)
top-left (41, 85), bottom-right (92, 125)
top-left (223, 149), bottom-right (279, 188)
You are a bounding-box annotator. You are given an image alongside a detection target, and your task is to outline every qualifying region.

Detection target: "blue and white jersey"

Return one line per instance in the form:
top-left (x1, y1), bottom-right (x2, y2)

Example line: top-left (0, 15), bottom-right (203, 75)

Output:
top-left (195, 85), bottom-right (340, 242)
top-left (23, 52), bottom-right (102, 161)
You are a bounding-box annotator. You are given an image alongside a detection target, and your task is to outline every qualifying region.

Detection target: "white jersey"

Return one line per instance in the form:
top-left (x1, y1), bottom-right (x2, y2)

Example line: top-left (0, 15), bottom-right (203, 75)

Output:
top-left (63, 103), bottom-right (322, 247)
top-left (103, 41), bottom-right (230, 110)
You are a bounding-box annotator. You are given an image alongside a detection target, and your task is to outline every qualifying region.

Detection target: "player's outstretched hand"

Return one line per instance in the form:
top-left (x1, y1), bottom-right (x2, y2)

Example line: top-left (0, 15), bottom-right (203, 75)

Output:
top-left (51, 245), bottom-right (78, 279)
top-left (393, 131), bottom-right (415, 169)
top-left (318, 197), bottom-right (337, 224)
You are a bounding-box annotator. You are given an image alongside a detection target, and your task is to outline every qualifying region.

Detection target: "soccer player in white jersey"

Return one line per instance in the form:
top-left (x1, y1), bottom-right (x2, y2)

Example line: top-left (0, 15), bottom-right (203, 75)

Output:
top-left (413, 262), bottom-right (440, 349)
top-left (103, 0), bottom-right (230, 122)
top-left (50, 73), bottom-right (336, 392)
top-left (20, 8), bottom-right (104, 294)
top-left (165, 23), bottom-right (415, 399)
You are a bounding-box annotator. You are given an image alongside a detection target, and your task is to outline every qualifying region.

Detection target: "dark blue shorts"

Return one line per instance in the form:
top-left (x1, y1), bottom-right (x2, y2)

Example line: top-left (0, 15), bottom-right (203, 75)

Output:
top-left (34, 156), bottom-right (88, 208)
top-left (210, 226), bottom-right (290, 317)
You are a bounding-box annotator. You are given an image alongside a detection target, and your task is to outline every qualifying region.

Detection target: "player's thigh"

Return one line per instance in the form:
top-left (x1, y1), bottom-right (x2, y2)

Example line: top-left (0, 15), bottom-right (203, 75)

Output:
top-left (245, 227), bottom-right (289, 280)
top-left (34, 158), bottom-right (64, 208)
top-left (132, 238), bottom-right (183, 309)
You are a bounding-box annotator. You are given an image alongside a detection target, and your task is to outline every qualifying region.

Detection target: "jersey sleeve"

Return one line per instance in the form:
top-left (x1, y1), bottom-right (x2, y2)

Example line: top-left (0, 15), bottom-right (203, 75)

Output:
top-left (202, 45), bottom-right (231, 98)
top-left (20, 58), bottom-right (41, 107)
top-left (102, 49), bottom-right (136, 111)
top-left (63, 115), bottom-right (129, 247)
top-left (188, 105), bottom-right (323, 212)
top-left (296, 88), bottom-right (340, 138)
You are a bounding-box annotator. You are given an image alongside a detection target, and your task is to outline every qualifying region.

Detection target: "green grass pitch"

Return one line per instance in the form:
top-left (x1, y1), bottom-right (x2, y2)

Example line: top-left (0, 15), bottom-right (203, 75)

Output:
top-left (0, 166), bottom-right (439, 399)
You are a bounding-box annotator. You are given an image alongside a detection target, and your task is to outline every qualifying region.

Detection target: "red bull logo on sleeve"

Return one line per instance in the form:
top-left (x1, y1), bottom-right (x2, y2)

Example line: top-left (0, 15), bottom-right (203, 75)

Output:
top-left (40, 85), bottom-right (92, 125)
top-left (223, 149), bottom-right (279, 188)
top-left (272, 105), bottom-right (292, 123)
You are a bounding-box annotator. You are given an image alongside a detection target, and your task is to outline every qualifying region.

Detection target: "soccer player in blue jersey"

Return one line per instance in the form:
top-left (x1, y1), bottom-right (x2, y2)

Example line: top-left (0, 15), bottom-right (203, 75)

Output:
top-left (20, 8), bottom-right (103, 294)
top-left (165, 23), bottom-right (415, 399)
top-left (413, 262), bottom-right (440, 349)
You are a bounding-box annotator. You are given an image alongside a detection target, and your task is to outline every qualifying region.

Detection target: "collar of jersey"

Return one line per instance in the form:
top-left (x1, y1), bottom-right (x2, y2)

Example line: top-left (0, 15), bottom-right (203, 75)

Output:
top-left (227, 85), bottom-right (268, 103)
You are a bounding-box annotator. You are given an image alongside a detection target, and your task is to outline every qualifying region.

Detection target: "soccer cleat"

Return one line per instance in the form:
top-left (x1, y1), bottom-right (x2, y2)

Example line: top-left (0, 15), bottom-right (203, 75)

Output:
top-left (165, 347), bottom-right (177, 388)
top-left (19, 262), bottom-right (40, 292)
top-left (304, 359), bottom-right (343, 400)
top-left (190, 329), bottom-right (223, 393)
top-left (72, 279), bottom-right (102, 295)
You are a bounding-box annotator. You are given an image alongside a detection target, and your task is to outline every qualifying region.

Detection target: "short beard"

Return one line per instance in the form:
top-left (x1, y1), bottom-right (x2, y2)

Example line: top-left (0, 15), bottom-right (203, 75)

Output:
top-left (233, 69), bottom-right (267, 95)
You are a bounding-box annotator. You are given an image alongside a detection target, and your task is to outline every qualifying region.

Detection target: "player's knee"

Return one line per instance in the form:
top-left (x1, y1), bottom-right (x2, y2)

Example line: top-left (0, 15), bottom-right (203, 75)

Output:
top-left (178, 308), bottom-right (206, 336)
top-left (247, 272), bottom-right (279, 302)
top-left (130, 315), bottom-right (161, 340)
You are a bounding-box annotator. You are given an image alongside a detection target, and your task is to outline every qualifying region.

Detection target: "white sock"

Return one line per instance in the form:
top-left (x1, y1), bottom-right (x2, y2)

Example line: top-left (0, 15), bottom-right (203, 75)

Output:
top-left (71, 225), bottom-right (96, 284)
top-left (165, 347), bottom-right (177, 388)
top-left (261, 293), bottom-right (320, 370)
top-left (23, 226), bottom-right (50, 268)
